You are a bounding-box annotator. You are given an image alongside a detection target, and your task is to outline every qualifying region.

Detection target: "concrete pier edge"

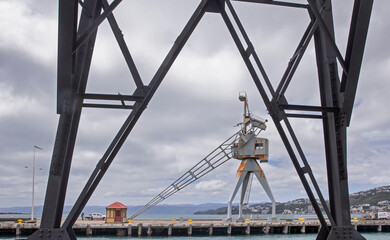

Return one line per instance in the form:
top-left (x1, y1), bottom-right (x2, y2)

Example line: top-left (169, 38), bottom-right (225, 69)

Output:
top-left (1, 219), bottom-right (389, 237)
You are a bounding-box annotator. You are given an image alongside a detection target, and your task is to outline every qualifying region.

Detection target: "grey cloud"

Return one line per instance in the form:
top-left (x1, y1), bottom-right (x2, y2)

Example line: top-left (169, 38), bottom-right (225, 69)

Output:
top-left (1, 1), bottom-right (389, 209)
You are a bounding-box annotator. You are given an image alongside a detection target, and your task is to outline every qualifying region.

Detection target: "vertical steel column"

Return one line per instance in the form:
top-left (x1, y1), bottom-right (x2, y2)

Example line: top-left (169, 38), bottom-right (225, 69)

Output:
top-left (62, 1), bottom-right (209, 229)
top-left (311, 0), bottom-right (367, 239)
top-left (219, 1), bottom-right (332, 233)
top-left (311, 0), bottom-right (347, 225)
top-left (341, 0), bottom-right (374, 126)
top-left (30, 0), bottom-right (101, 238)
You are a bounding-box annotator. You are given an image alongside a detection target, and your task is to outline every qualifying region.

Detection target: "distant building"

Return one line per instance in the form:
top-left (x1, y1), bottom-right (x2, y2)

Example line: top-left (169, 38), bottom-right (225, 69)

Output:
top-left (283, 209), bottom-right (292, 214)
top-left (105, 202), bottom-right (128, 223)
top-left (307, 205), bottom-right (314, 214)
top-left (261, 209), bottom-right (269, 214)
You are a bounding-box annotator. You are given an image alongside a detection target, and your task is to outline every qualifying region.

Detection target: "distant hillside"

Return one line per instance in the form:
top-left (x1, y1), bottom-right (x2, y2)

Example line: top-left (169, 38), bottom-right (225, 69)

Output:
top-left (0, 203), bottom-right (226, 217)
top-left (194, 186), bottom-right (390, 215)
top-left (350, 186), bottom-right (390, 206)
top-left (1, 186), bottom-right (388, 216)
top-left (127, 203), bottom-right (226, 215)
top-left (194, 202), bottom-right (277, 215)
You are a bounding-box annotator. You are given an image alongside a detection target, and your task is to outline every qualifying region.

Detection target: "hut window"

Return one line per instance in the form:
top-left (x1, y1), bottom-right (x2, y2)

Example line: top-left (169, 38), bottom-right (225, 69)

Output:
top-left (255, 143), bottom-right (263, 149)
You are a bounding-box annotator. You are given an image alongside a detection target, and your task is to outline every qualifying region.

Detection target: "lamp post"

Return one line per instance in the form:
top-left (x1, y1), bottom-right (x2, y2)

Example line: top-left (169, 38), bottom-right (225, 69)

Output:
top-left (32, 145), bottom-right (43, 221)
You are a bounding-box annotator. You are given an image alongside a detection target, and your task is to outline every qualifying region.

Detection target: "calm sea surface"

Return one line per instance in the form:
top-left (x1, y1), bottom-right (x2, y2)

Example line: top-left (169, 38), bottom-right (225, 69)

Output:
top-left (0, 213), bottom-right (364, 221)
top-left (1, 233), bottom-right (389, 240)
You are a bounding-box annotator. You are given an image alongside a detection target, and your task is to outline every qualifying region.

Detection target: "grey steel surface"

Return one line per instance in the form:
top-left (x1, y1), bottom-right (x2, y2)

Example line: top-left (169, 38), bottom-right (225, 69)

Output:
top-left (29, 1), bottom-right (373, 240)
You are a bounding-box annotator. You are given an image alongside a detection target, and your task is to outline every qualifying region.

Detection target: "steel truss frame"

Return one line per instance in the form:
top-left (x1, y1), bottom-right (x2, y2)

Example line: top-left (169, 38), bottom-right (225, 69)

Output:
top-left (28, 0), bottom-right (373, 239)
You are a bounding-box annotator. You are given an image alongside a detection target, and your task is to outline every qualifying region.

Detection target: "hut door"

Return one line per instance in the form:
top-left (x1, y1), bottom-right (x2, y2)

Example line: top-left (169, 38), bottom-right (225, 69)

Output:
top-left (115, 210), bottom-right (121, 222)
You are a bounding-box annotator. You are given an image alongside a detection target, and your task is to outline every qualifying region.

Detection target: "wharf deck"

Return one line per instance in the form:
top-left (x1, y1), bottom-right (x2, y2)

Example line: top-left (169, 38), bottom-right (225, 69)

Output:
top-left (1, 219), bottom-right (389, 237)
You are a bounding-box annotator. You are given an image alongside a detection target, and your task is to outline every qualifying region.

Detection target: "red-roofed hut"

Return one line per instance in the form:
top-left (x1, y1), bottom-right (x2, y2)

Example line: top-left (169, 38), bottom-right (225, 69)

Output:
top-left (105, 202), bottom-right (128, 223)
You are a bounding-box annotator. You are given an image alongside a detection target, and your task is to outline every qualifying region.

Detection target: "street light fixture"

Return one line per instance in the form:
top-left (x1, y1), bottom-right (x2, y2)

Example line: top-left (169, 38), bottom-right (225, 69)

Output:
top-left (32, 145), bottom-right (43, 221)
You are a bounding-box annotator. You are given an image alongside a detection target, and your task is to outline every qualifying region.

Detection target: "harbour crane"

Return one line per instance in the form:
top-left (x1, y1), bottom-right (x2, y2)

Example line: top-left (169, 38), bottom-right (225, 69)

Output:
top-left (130, 92), bottom-right (275, 220)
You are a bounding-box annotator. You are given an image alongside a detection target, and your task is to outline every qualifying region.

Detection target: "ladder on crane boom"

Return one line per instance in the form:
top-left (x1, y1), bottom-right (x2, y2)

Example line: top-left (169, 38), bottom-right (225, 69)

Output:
top-left (129, 125), bottom-right (263, 219)
top-left (130, 92), bottom-right (271, 220)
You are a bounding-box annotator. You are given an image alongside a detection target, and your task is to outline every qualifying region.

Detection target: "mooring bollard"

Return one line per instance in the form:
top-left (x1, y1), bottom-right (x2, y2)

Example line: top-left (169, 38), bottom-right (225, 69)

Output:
top-left (16, 224), bottom-right (21, 237)
top-left (245, 223), bottom-right (250, 235)
top-left (209, 224), bottom-right (213, 236)
top-left (168, 224), bottom-right (173, 236)
top-left (283, 224), bottom-right (289, 234)
top-left (263, 225), bottom-right (270, 234)
top-left (147, 225), bottom-right (152, 236)
top-left (138, 223), bottom-right (142, 236)
top-left (86, 224), bottom-right (92, 236)
top-left (301, 224), bottom-right (306, 234)
top-left (127, 224), bottom-right (132, 236)
top-left (188, 223), bottom-right (192, 236)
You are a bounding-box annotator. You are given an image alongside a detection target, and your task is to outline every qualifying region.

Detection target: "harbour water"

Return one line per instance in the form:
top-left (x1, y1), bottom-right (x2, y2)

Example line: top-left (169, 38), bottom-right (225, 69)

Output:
top-left (0, 213), bottom-right (363, 221)
top-left (1, 233), bottom-right (389, 240)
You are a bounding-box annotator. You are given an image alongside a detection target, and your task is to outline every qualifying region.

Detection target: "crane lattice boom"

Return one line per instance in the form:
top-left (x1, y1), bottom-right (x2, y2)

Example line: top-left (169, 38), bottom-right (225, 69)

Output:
top-left (130, 126), bottom-right (261, 219)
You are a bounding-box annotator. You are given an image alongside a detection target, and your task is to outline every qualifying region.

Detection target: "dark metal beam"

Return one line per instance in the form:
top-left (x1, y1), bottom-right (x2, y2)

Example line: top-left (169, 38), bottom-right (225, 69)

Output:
top-left (221, 0), bottom-right (331, 229)
top-left (82, 93), bottom-right (144, 101)
top-left (57, 0), bottom-right (77, 114)
top-left (77, 0), bottom-right (92, 17)
top-left (37, 0), bottom-right (102, 232)
top-left (312, 1), bottom-right (365, 238)
top-left (233, 0), bottom-right (308, 9)
top-left (285, 113), bottom-right (323, 119)
top-left (225, 0), bottom-right (275, 95)
top-left (307, 0), bottom-right (348, 75)
top-left (62, 0), bottom-right (209, 229)
top-left (82, 103), bottom-right (133, 109)
top-left (340, 0), bottom-right (373, 126)
top-left (74, 0), bottom-right (123, 52)
top-left (280, 104), bottom-right (337, 112)
top-left (313, 0), bottom-right (346, 226)
top-left (101, 0), bottom-right (144, 89)
top-left (275, 19), bottom-right (318, 100)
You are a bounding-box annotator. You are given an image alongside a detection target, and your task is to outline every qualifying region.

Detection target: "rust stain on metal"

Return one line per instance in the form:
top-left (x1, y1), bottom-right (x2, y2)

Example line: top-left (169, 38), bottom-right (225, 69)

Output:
top-left (236, 160), bottom-right (247, 178)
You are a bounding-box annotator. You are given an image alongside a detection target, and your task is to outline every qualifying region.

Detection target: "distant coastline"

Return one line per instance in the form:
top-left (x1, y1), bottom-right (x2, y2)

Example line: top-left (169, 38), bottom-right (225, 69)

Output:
top-left (0, 212), bottom-right (25, 215)
top-left (1, 186), bottom-right (388, 218)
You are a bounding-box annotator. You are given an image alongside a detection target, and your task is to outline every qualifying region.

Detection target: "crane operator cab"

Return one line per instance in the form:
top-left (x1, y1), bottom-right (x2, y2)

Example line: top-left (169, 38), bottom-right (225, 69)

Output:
top-left (231, 92), bottom-right (269, 162)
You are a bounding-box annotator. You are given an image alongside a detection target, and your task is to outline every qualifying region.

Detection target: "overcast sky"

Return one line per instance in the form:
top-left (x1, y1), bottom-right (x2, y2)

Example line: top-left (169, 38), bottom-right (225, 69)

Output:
top-left (0, 0), bottom-right (389, 213)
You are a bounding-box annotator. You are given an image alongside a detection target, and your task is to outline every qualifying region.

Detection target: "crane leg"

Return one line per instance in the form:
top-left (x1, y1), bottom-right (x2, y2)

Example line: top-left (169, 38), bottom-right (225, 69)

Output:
top-left (227, 172), bottom-right (247, 220)
top-left (254, 171), bottom-right (276, 219)
top-left (239, 173), bottom-right (251, 220)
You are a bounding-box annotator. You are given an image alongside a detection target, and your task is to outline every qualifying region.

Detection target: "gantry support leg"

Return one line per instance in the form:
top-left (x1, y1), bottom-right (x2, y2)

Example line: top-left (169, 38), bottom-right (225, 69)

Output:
top-left (32, 0), bottom-right (102, 234)
top-left (239, 173), bottom-right (251, 220)
top-left (254, 171), bottom-right (276, 219)
top-left (227, 172), bottom-right (246, 220)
